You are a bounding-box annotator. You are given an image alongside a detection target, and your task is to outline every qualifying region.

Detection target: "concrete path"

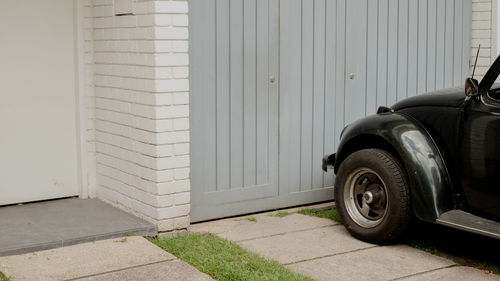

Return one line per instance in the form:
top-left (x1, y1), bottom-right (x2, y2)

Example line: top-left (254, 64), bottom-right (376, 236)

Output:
top-left (190, 203), bottom-right (500, 281)
top-left (0, 236), bottom-right (213, 281)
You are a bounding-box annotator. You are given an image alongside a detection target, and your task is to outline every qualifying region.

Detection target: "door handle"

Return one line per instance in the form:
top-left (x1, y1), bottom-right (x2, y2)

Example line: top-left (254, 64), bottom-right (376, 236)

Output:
top-left (270, 75), bottom-right (276, 83)
top-left (348, 73), bottom-right (355, 80)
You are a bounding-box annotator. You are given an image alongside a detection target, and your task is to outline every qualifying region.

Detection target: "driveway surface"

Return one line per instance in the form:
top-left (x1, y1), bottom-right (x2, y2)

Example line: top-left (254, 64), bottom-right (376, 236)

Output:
top-left (1, 203), bottom-right (498, 281)
top-left (190, 203), bottom-right (500, 281)
top-left (0, 236), bottom-right (213, 281)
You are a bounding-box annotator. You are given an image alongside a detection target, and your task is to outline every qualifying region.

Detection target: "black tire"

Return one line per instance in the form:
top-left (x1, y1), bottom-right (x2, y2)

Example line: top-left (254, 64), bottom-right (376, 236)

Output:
top-left (334, 148), bottom-right (410, 244)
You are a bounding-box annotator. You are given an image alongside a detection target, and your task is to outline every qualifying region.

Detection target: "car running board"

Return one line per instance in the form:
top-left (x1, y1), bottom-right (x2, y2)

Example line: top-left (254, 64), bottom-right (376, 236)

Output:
top-left (436, 210), bottom-right (500, 239)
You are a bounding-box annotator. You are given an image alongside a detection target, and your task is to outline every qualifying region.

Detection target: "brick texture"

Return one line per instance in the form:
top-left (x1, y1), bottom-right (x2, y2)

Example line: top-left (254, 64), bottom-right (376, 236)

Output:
top-left (471, 0), bottom-right (494, 79)
top-left (90, 0), bottom-right (190, 232)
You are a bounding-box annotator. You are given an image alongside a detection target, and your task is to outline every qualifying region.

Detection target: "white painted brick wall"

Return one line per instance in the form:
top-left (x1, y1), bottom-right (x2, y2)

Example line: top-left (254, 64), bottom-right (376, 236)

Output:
top-left (84, 0), bottom-right (97, 198)
top-left (91, 0), bottom-right (190, 232)
top-left (472, 0), bottom-right (494, 79)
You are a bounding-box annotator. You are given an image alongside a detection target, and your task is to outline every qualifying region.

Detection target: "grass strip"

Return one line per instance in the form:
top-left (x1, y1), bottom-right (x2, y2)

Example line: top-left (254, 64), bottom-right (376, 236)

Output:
top-left (151, 233), bottom-right (315, 281)
top-left (268, 210), bottom-right (292, 217)
top-left (298, 207), bottom-right (341, 223)
top-left (0, 272), bottom-right (11, 281)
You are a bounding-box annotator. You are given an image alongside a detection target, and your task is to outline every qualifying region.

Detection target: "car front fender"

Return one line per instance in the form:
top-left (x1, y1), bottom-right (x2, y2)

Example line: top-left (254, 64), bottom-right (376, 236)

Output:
top-left (334, 113), bottom-right (454, 223)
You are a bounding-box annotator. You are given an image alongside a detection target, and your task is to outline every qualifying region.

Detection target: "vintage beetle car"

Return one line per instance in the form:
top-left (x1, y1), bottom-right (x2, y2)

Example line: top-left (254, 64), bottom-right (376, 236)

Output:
top-left (322, 55), bottom-right (500, 244)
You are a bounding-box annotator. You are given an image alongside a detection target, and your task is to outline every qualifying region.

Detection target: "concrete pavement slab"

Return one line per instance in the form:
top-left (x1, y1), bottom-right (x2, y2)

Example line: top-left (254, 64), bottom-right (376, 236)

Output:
top-left (0, 205), bottom-right (65, 254)
top-left (77, 260), bottom-right (215, 281)
top-left (286, 245), bottom-right (455, 281)
top-left (0, 236), bottom-right (174, 281)
top-left (190, 213), bottom-right (337, 242)
top-left (0, 198), bottom-right (156, 256)
top-left (238, 225), bottom-right (374, 264)
top-left (399, 266), bottom-right (500, 281)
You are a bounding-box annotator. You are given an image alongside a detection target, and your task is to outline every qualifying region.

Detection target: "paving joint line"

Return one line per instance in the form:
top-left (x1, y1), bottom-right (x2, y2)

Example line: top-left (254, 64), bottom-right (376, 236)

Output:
top-left (388, 264), bottom-right (458, 281)
top-left (64, 259), bottom-right (176, 281)
top-left (282, 245), bottom-right (380, 266)
top-left (233, 223), bottom-right (342, 243)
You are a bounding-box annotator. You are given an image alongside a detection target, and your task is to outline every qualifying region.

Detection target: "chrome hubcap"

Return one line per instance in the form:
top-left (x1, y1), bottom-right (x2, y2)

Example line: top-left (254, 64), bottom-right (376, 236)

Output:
top-left (343, 168), bottom-right (388, 228)
top-left (363, 191), bottom-right (374, 203)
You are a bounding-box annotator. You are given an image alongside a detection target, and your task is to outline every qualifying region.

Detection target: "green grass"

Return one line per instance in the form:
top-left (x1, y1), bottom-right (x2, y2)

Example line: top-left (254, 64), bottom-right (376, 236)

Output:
top-left (151, 233), bottom-right (315, 281)
top-left (0, 272), bottom-right (11, 281)
top-left (268, 210), bottom-right (292, 217)
top-left (298, 207), bottom-right (341, 223)
top-left (247, 217), bottom-right (257, 222)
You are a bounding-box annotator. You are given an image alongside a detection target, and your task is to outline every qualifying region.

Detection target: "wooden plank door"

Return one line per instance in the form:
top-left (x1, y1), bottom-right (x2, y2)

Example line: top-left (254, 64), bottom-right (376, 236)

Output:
top-left (190, 0), bottom-right (279, 222)
top-left (279, 0), bottom-right (345, 203)
top-left (345, 0), bottom-right (472, 124)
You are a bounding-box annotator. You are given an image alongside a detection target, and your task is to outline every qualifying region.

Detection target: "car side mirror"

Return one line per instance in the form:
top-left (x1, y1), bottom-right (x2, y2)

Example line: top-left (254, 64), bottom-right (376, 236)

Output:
top-left (465, 78), bottom-right (479, 97)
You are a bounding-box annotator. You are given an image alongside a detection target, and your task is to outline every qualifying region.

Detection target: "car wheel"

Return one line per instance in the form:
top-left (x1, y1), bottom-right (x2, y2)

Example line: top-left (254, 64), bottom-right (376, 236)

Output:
top-left (334, 148), bottom-right (410, 244)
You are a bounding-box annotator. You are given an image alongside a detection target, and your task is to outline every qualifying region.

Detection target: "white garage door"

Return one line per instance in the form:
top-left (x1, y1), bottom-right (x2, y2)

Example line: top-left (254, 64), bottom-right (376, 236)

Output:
top-left (0, 0), bottom-right (79, 205)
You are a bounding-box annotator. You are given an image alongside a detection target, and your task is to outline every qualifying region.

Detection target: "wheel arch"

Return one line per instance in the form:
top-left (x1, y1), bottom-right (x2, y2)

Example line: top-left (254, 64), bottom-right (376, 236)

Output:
top-left (334, 113), bottom-right (454, 223)
top-left (334, 134), bottom-right (401, 175)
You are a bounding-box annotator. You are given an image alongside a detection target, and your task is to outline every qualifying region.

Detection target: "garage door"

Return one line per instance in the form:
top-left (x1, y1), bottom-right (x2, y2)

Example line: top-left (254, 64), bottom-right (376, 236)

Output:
top-left (190, 0), bottom-right (280, 221)
top-left (345, 0), bottom-right (471, 124)
top-left (0, 0), bottom-right (79, 205)
top-left (190, 0), bottom-right (471, 222)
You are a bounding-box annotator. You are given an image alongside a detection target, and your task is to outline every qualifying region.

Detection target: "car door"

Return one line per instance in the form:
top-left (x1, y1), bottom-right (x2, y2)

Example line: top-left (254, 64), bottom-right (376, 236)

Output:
top-left (461, 93), bottom-right (500, 220)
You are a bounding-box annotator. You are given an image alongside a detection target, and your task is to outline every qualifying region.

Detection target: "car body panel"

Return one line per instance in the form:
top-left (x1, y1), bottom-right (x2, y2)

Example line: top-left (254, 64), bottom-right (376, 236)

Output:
top-left (392, 87), bottom-right (465, 111)
top-left (460, 97), bottom-right (500, 220)
top-left (397, 106), bottom-right (464, 193)
top-left (333, 113), bottom-right (454, 222)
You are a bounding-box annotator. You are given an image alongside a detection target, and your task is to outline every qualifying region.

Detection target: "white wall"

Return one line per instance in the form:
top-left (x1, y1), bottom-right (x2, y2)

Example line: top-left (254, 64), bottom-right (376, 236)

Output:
top-left (89, 0), bottom-right (190, 232)
top-left (472, 0), bottom-right (494, 79)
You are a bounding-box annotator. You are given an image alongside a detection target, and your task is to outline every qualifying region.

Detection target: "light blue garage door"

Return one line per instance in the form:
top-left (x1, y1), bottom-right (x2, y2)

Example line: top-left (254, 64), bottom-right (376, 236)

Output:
top-left (190, 0), bottom-right (471, 222)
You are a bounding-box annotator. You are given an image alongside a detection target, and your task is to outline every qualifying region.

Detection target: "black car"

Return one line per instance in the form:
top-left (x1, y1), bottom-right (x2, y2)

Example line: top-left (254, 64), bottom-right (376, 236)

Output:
top-left (322, 54), bottom-right (500, 244)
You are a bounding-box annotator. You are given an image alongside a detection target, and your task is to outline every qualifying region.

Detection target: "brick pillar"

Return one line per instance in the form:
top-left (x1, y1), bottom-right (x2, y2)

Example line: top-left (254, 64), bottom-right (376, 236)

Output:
top-left (91, 0), bottom-right (190, 232)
